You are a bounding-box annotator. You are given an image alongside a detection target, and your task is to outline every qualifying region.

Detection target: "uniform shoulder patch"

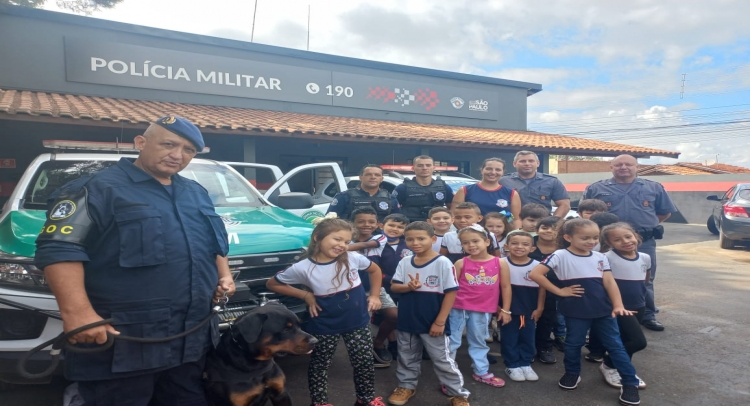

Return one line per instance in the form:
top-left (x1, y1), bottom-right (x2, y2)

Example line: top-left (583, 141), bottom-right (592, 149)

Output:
top-left (49, 200), bottom-right (77, 220)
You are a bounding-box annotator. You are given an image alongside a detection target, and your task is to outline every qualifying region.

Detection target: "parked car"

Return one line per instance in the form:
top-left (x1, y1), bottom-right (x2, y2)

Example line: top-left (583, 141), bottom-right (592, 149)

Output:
top-left (706, 183), bottom-right (750, 249)
top-left (0, 144), bottom-right (346, 385)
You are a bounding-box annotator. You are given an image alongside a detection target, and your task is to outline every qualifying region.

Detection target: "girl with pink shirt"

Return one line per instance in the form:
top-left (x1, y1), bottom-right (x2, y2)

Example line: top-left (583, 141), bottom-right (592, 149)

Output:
top-left (448, 225), bottom-right (512, 387)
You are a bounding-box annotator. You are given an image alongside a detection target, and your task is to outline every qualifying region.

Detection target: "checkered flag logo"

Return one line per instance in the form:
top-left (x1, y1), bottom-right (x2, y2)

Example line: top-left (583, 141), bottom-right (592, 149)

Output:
top-left (394, 88), bottom-right (416, 106)
top-left (367, 86), bottom-right (396, 103)
top-left (415, 88), bottom-right (440, 111)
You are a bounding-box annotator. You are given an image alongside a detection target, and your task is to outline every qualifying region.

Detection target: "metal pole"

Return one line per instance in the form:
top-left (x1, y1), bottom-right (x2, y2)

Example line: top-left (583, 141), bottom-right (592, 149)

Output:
top-left (251, 0), bottom-right (259, 42)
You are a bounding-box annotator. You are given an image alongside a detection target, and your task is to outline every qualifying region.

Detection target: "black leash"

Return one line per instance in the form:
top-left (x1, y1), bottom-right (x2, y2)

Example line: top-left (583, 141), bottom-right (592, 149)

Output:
top-left (14, 297), bottom-right (227, 380)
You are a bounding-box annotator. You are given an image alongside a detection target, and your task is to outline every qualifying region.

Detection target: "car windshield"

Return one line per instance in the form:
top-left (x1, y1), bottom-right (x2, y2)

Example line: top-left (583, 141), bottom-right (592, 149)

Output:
top-left (22, 159), bottom-right (264, 209)
top-left (444, 179), bottom-right (475, 192)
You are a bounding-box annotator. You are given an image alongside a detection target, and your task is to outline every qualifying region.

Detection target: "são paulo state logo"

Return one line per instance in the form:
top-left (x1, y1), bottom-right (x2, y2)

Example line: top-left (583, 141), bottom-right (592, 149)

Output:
top-left (49, 200), bottom-right (76, 220)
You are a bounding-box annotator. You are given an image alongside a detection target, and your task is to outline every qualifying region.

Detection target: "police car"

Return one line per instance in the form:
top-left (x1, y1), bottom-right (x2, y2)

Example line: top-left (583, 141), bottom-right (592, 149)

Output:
top-left (0, 141), bottom-right (346, 384)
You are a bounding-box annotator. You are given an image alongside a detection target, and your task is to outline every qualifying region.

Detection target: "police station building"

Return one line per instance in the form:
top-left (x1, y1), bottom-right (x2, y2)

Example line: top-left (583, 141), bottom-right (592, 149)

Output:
top-left (0, 6), bottom-right (677, 201)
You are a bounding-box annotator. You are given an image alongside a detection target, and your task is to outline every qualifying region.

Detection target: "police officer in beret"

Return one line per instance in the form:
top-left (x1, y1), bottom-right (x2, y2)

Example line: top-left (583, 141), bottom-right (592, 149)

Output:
top-left (35, 116), bottom-right (235, 405)
top-left (326, 164), bottom-right (400, 222)
top-left (500, 150), bottom-right (571, 218)
top-left (392, 155), bottom-right (454, 222)
top-left (584, 154), bottom-right (676, 332)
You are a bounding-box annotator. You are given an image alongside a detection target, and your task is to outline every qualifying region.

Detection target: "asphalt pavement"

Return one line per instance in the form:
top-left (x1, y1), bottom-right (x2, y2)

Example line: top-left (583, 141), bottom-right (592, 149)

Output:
top-left (2, 223), bottom-right (749, 406)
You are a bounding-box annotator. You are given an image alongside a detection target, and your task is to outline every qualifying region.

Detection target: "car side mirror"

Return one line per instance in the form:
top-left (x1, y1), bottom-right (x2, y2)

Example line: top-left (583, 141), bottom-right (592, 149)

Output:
top-left (276, 192), bottom-right (314, 210)
top-left (706, 195), bottom-right (721, 201)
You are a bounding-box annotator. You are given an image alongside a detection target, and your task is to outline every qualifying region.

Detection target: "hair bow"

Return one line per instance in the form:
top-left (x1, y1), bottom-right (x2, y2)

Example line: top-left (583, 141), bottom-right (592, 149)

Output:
top-left (311, 212), bottom-right (338, 226)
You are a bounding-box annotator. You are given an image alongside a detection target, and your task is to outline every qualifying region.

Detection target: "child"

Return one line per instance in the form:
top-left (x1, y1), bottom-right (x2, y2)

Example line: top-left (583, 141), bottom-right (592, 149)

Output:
top-left (483, 211), bottom-right (511, 256)
top-left (590, 212), bottom-right (620, 252)
top-left (598, 222), bottom-right (649, 389)
top-left (387, 222), bottom-right (471, 406)
top-left (577, 199), bottom-right (608, 219)
top-left (528, 219), bottom-right (641, 406)
top-left (449, 225), bottom-right (512, 388)
top-left (374, 213), bottom-right (413, 364)
top-left (427, 207), bottom-right (454, 253)
top-left (519, 203), bottom-right (549, 235)
top-left (266, 218), bottom-right (386, 406)
top-left (441, 202), bottom-right (500, 263)
top-left (348, 207), bottom-right (400, 368)
top-left (528, 216), bottom-right (564, 363)
top-left (482, 211), bottom-right (512, 342)
top-left (500, 232), bottom-right (544, 382)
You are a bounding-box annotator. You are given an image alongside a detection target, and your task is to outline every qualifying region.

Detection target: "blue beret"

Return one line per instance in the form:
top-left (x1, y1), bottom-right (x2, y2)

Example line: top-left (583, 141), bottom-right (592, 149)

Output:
top-left (154, 115), bottom-right (205, 151)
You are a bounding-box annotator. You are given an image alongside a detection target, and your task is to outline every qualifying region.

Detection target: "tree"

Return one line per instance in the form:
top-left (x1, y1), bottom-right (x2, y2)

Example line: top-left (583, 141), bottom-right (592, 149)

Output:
top-left (1, 0), bottom-right (123, 14)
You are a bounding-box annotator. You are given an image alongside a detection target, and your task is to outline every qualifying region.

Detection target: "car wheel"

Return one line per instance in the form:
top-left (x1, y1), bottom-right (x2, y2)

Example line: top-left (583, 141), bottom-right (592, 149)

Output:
top-left (719, 226), bottom-right (736, 249)
top-left (707, 216), bottom-right (719, 235)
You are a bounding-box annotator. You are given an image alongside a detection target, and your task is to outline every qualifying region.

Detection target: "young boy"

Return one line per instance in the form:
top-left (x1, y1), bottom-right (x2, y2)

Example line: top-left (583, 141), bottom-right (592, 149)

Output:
top-left (427, 207), bottom-right (454, 253)
top-left (529, 216), bottom-right (564, 363)
top-left (375, 213), bottom-right (412, 362)
top-left (441, 202), bottom-right (500, 263)
top-left (348, 207), bottom-right (399, 368)
top-left (501, 232), bottom-right (545, 382)
top-left (388, 222), bottom-right (471, 406)
top-left (577, 199), bottom-right (608, 219)
top-left (517, 203), bottom-right (550, 235)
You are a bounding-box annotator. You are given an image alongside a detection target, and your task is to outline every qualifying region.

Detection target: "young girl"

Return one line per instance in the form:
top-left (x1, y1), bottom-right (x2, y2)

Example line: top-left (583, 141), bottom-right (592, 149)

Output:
top-left (448, 225), bottom-right (512, 388)
top-left (483, 212), bottom-right (511, 257)
top-left (266, 218), bottom-right (386, 406)
top-left (598, 222), bottom-right (649, 389)
top-left (528, 219), bottom-right (641, 406)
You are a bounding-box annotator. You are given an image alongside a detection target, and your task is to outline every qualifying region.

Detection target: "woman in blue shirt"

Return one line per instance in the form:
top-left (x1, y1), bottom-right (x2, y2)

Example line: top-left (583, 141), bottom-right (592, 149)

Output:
top-left (452, 158), bottom-right (521, 229)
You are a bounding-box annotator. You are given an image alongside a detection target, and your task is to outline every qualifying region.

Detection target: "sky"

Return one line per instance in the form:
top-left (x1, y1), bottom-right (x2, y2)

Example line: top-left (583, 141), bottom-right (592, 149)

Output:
top-left (45, 0), bottom-right (750, 167)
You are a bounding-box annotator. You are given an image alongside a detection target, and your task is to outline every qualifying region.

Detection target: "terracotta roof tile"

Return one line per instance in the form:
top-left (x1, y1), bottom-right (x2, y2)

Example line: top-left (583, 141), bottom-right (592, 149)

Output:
top-left (707, 163), bottom-right (750, 174)
top-left (0, 89), bottom-right (679, 157)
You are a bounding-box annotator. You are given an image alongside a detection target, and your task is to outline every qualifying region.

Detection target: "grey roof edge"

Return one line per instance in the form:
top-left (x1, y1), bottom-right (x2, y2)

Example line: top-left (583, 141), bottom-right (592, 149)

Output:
top-left (0, 5), bottom-right (543, 96)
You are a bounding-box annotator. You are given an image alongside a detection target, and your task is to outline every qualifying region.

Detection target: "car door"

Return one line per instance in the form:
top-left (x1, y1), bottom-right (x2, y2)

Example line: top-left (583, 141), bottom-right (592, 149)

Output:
top-left (715, 187), bottom-right (735, 228)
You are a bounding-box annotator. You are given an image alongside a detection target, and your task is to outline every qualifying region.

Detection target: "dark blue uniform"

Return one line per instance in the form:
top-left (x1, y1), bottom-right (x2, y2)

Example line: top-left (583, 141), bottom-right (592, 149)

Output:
top-left (326, 186), bottom-right (400, 222)
top-left (35, 158), bottom-right (228, 402)
top-left (583, 177), bottom-right (676, 323)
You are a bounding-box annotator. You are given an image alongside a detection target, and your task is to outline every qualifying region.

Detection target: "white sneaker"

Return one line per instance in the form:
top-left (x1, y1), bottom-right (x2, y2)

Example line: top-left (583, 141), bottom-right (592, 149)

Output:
top-left (521, 366), bottom-right (539, 381)
top-left (600, 363), bottom-right (622, 388)
top-left (636, 375), bottom-right (647, 389)
top-left (505, 367), bottom-right (526, 382)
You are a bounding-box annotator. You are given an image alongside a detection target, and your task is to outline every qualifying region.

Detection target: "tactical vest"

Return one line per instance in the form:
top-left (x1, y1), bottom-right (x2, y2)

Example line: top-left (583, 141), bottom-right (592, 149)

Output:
top-left (345, 188), bottom-right (392, 221)
top-left (400, 177), bottom-right (447, 222)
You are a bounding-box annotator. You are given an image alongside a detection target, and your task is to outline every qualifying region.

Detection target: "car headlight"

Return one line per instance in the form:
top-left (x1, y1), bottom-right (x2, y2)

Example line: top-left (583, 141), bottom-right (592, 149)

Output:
top-left (0, 262), bottom-right (50, 292)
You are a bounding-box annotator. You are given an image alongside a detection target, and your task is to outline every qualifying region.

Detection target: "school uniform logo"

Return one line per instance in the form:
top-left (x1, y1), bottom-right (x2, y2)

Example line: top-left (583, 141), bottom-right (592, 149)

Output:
top-left (496, 199), bottom-right (508, 208)
top-left (524, 270), bottom-right (534, 282)
top-left (435, 192), bottom-right (445, 200)
top-left (49, 200), bottom-right (76, 220)
top-left (349, 269), bottom-right (360, 282)
top-left (597, 260), bottom-right (605, 273)
top-left (641, 264), bottom-right (648, 274)
top-left (424, 275), bottom-right (440, 287)
top-left (378, 202), bottom-right (389, 210)
top-left (401, 249), bottom-right (413, 258)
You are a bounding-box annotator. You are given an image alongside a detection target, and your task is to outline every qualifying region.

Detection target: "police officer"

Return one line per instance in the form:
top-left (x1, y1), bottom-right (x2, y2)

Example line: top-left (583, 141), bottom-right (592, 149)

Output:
top-left (326, 164), bottom-right (399, 222)
top-left (500, 150), bottom-right (571, 218)
top-left (583, 154), bottom-right (676, 332)
top-left (35, 116), bottom-right (235, 405)
top-left (392, 155), bottom-right (454, 222)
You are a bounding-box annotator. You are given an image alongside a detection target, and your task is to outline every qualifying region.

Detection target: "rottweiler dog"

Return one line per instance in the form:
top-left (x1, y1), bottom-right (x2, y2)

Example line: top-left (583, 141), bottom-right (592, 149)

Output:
top-left (205, 303), bottom-right (318, 406)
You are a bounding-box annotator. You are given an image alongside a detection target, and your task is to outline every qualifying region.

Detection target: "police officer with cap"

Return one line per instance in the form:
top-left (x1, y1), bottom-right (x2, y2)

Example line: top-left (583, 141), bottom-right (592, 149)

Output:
top-left (326, 164), bottom-right (399, 222)
top-left (500, 150), bottom-right (571, 218)
top-left (35, 115), bottom-right (235, 405)
top-left (583, 154), bottom-right (676, 332)
top-left (391, 155), bottom-right (454, 222)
